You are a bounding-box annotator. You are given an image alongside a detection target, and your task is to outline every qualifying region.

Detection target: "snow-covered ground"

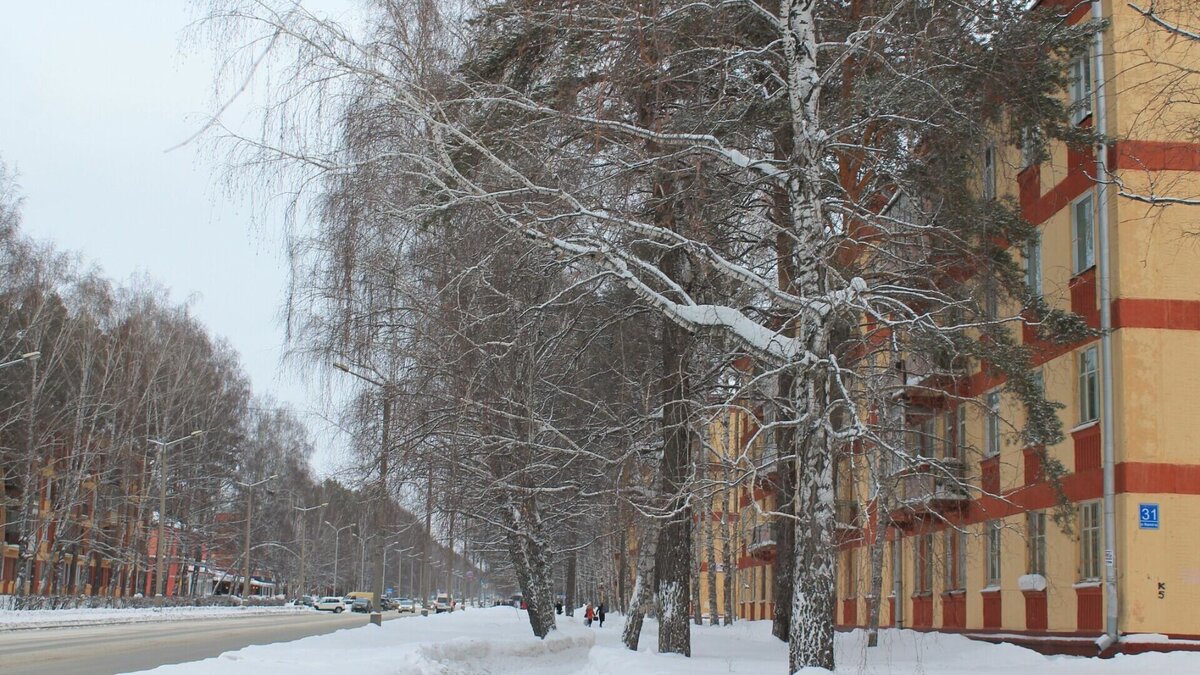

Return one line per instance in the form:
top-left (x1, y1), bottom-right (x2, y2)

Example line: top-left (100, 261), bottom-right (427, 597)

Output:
top-left (0, 604), bottom-right (309, 630)
top-left (128, 605), bottom-right (1200, 674)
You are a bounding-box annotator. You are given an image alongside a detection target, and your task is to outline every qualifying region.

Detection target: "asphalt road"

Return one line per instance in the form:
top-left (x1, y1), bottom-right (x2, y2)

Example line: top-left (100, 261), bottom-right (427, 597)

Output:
top-left (0, 609), bottom-right (409, 675)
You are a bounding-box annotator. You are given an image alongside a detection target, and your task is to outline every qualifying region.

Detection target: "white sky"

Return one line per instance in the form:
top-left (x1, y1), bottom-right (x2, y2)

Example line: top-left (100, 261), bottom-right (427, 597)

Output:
top-left (0, 1), bottom-right (362, 475)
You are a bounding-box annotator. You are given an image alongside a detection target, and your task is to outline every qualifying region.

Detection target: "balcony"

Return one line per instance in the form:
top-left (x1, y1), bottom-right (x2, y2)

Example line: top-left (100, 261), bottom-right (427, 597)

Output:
top-left (747, 523), bottom-right (776, 559)
top-left (894, 460), bottom-right (970, 523)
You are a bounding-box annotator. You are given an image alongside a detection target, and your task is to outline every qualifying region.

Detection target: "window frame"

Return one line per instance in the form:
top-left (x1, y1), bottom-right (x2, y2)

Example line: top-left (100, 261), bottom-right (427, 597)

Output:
top-left (986, 520), bottom-right (1003, 587)
top-left (985, 391), bottom-right (1002, 457)
top-left (1079, 346), bottom-right (1099, 424)
top-left (1070, 52), bottom-right (1093, 124)
top-left (914, 534), bottom-right (934, 595)
top-left (944, 528), bottom-right (967, 591)
top-left (1027, 511), bottom-right (1047, 577)
top-left (1025, 232), bottom-right (1043, 297)
top-left (1072, 192), bottom-right (1096, 274)
top-left (1079, 501), bottom-right (1102, 581)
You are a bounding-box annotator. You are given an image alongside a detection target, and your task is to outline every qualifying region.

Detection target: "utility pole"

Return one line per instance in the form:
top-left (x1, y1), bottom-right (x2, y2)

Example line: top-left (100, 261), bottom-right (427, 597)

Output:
top-left (149, 430), bottom-right (203, 606)
top-left (332, 362), bottom-right (393, 626)
top-left (293, 502), bottom-right (327, 597)
top-left (325, 521), bottom-right (352, 596)
top-left (236, 475), bottom-right (276, 599)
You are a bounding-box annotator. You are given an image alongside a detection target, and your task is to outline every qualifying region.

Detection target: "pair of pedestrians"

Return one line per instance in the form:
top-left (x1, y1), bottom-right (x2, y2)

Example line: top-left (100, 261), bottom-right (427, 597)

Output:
top-left (584, 602), bottom-right (606, 627)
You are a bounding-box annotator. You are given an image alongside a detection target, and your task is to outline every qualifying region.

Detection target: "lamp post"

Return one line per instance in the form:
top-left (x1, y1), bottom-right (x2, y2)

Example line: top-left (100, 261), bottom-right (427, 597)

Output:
top-left (149, 430), bottom-right (203, 605)
top-left (293, 502), bottom-right (327, 597)
top-left (332, 361), bottom-right (394, 626)
top-left (390, 545), bottom-right (413, 598)
top-left (324, 521), bottom-right (353, 596)
top-left (0, 351), bottom-right (40, 370)
top-left (235, 475), bottom-right (276, 598)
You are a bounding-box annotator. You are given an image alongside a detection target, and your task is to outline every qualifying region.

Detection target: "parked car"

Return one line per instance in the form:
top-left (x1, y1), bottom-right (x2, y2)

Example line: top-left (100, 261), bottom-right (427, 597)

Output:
top-left (315, 596), bottom-right (346, 613)
top-left (351, 597), bottom-right (371, 613)
top-left (396, 597), bottom-right (416, 613)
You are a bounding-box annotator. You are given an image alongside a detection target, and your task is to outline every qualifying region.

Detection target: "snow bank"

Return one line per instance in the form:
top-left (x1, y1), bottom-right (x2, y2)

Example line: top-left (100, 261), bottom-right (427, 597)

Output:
top-left (133, 607), bottom-right (1200, 675)
top-left (0, 604), bottom-right (308, 630)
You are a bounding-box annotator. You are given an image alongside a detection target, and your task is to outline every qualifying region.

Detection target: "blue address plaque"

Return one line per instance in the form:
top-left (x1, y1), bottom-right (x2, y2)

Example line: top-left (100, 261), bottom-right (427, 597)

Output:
top-left (1139, 503), bottom-right (1160, 530)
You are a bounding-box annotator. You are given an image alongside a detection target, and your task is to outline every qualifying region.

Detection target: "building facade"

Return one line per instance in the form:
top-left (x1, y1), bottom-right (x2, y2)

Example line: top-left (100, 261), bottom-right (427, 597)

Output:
top-left (833, 0), bottom-right (1200, 654)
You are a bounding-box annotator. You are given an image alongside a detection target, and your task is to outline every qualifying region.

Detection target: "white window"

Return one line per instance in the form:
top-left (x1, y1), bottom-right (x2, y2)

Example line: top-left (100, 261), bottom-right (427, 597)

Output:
top-left (914, 417), bottom-right (936, 458)
top-left (1073, 193), bottom-right (1095, 273)
top-left (1027, 511), bottom-right (1047, 576)
top-left (942, 410), bottom-right (958, 459)
top-left (1070, 53), bottom-right (1093, 123)
top-left (945, 529), bottom-right (967, 591)
top-left (983, 144), bottom-right (997, 200)
top-left (915, 534), bottom-right (933, 595)
top-left (1079, 347), bottom-right (1099, 424)
top-left (986, 520), bottom-right (1003, 586)
top-left (1021, 126), bottom-right (1040, 168)
top-left (1025, 233), bottom-right (1042, 296)
top-left (1079, 501), bottom-right (1102, 581)
top-left (985, 391), bottom-right (1001, 457)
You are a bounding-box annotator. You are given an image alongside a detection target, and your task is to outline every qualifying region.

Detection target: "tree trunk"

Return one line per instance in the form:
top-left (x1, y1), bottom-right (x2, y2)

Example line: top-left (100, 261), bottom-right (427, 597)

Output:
top-left (772, 406), bottom-right (796, 641)
top-left (721, 460), bottom-right (736, 625)
top-left (787, 384), bottom-right (837, 672)
top-left (622, 519), bottom-right (658, 651)
top-left (704, 491), bottom-right (719, 625)
top-left (565, 538), bottom-right (577, 617)
top-left (866, 503), bottom-right (889, 648)
top-left (691, 511), bottom-right (702, 625)
top-left (655, 317), bottom-right (693, 656)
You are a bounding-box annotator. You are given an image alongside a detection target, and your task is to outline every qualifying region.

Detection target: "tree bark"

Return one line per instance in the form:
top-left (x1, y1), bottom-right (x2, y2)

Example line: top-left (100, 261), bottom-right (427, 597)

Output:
top-left (622, 519), bottom-right (658, 651)
top-left (704, 491), bottom-right (719, 625)
top-left (654, 316), bottom-right (693, 656)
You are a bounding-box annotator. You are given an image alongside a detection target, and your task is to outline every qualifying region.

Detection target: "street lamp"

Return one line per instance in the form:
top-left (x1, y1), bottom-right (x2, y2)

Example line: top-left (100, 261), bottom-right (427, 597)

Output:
top-left (293, 502), bottom-right (327, 597)
top-left (235, 475), bottom-right (277, 599)
top-left (324, 521), bottom-right (353, 596)
top-left (390, 545), bottom-right (413, 598)
top-left (149, 430), bottom-right (204, 605)
top-left (0, 351), bottom-right (40, 370)
top-left (332, 361), bottom-right (394, 626)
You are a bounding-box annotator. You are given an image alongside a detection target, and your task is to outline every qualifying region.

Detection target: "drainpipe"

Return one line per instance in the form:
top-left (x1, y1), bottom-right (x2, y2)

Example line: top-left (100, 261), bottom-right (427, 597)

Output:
top-left (1091, 0), bottom-right (1119, 653)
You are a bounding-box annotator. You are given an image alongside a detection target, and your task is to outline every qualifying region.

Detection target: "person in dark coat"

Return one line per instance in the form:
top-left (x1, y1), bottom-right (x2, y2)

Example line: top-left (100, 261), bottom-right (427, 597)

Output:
top-left (555, 599), bottom-right (563, 615)
top-left (597, 602), bottom-right (607, 627)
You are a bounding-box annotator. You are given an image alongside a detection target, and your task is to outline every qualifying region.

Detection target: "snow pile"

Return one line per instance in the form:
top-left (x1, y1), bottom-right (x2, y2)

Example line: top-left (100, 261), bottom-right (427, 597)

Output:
top-left (0, 603), bottom-right (308, 630)
top-left (133, 606), bottom-right (1200, 675)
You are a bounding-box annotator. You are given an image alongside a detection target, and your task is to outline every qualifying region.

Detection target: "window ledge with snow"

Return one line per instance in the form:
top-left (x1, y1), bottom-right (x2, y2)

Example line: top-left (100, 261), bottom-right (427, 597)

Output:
top-left (1018, 574), bottom-right (1047, 592)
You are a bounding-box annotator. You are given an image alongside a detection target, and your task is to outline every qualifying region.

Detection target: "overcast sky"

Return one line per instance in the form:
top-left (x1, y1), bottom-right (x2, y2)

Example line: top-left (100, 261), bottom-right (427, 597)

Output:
top-left (0, 1), bottom-right (361, 474)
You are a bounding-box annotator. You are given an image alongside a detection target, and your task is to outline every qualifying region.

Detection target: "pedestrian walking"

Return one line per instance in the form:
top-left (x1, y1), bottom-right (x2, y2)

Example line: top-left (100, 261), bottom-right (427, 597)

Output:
top-left (598, 602), bottom-right (606, 628)
top-left (584, 603), bottom-right (595, 627)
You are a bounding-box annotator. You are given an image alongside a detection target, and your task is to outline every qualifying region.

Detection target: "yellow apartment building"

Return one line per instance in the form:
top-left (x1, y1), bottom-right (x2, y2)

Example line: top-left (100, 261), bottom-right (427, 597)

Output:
top-left (833, 0), bottom-right (1200, 655)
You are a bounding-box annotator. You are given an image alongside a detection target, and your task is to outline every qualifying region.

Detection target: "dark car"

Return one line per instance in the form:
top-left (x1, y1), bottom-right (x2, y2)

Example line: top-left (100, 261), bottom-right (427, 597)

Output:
top-left (380, 597), bottom-right (397, 610)
top-left (351, 597), bottom-right (371, 613)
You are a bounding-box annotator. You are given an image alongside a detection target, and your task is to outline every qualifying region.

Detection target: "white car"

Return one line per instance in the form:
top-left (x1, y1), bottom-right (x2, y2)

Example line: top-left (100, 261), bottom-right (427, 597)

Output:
top-left (315, 596), bottom-right (346, 613)
top-left (396, 597), bottom-right (416, 613)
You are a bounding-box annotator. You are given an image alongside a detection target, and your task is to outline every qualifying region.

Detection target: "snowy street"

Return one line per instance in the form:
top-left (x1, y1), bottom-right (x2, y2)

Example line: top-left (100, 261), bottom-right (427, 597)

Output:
top-left (0, 608), bottom-right (408, 675)
top-left (128, 606), bottom-right (1200, 675)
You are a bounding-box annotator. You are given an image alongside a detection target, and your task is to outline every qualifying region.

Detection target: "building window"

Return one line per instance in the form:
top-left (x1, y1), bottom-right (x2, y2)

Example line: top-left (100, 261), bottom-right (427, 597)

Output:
top-left (945, 529), bottom-right (967, 591)
top-left (915, 534), bottom-right (933, 595)
top-left (1073, 193), bottom-right (1095, 273)
top-left (1079, 501), bottom-right (1102, 581)
top-left (986, 520), bottom-right (1003, 586)
top-left (985, 391), bottom-right (1001, 457)
top-left (1025, 233), bottom-right (1042, 297)
top-left (1079, 347), bottom-right (1099, 424)
top-left (1027, 511), bottom-right (1047, 576)
top-left (983, 144), bottom-right (997, 200)
top-left (843, 548), bottom-right (857, 598)
top-left (942, 410), bottom-right (958, 460)
top-left (913, 417), bottom-right (936, 458)
top-left (1070, 52), bottom-right (1093, 123)
top-left (1021, 126), bottom-right (1040, 168)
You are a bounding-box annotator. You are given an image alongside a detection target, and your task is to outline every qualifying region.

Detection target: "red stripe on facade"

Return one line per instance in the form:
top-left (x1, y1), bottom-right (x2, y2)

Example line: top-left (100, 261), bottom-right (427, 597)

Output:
top-left (1113, 298), bottom-right (1200, 331)
top-left (1111, 140), bottom-right (1200, 172)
